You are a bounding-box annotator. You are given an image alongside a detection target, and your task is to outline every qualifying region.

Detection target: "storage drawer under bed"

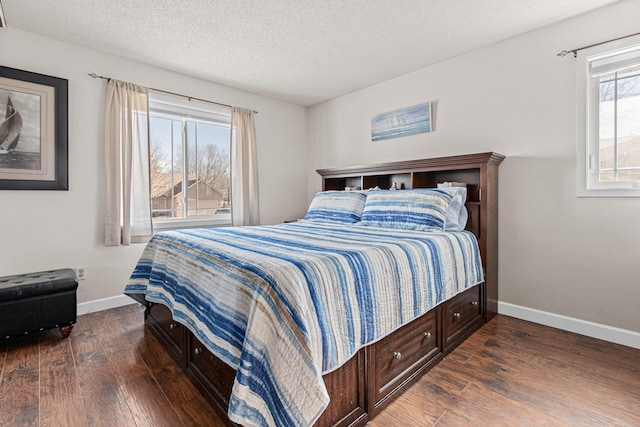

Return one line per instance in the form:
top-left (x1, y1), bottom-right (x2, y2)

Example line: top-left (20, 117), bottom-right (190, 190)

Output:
top-left (443, 284), bottom-right (483, 352)
top-left (369, 307), bottom-right (441, 409)
top-left (146, 302), bottom-right (187, 366)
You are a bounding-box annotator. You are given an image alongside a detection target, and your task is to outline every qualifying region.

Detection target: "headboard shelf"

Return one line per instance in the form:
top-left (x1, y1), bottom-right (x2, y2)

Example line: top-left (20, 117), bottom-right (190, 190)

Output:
top-left (316, 151), bottom-right (504, 321)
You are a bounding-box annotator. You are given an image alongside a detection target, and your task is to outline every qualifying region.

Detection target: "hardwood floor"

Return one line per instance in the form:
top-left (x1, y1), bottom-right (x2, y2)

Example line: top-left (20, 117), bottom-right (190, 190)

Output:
top-left (1, 304), bottom-right (638, 427)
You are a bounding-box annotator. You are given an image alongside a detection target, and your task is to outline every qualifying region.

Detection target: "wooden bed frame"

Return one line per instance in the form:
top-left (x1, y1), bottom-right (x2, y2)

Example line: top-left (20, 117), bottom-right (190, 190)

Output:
top-left (142, 152), bottom-right (504, 426)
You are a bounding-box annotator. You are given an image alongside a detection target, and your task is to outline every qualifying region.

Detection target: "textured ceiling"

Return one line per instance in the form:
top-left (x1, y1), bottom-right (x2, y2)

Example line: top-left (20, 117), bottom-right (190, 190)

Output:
top-left (2, 0), bottom-right (620, 106)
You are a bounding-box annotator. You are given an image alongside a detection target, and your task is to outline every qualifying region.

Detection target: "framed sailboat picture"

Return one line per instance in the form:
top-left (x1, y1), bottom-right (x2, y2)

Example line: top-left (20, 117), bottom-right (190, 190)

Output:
top-left (0, 66), bottom-right (68, 190)
top-left (371, 102), bottom-right (432, 142)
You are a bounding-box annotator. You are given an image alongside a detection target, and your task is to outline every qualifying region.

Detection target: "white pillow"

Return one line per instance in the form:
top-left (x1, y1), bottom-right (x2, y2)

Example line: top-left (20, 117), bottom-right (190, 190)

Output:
top-left (444, 187), bottom-right (468, 231)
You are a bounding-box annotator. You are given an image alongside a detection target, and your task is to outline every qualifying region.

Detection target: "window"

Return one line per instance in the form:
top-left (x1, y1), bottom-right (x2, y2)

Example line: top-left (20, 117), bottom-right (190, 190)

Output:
top-left (577, 35), bottom-right (640, 196)
top-left (149, 92), bottom-right (232, 228)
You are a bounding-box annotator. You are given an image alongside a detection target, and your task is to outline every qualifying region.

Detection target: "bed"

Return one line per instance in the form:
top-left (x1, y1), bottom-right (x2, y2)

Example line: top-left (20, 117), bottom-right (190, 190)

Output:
top-left (125, 152), bottom-right (504, 427)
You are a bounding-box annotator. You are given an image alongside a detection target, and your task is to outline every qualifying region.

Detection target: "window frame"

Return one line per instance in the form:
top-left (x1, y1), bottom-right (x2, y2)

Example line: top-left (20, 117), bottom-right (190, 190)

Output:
top-left (148, 91), bottom-right (232, 231)
top-left (576, 34), bottom-right (640, 197)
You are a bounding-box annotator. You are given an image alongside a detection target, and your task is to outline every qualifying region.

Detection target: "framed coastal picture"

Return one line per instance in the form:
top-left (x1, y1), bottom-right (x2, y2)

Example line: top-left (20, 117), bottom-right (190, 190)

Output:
top-left (371, 102), bottom-right (432, 142)
top-left (0, 66), bottom-right (68, 190)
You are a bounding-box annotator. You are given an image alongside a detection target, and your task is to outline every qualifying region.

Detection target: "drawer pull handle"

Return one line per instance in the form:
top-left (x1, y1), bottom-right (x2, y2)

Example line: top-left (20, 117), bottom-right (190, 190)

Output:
top-left (169, 323), bottom-right (177, 330)
top-left (453, 312), bottom-right (461, 319)
top-left (471, 301), bottom-right (479, 307)
top-left (393, 351), bottom-right (402, 360)
top-left (424, 332), bottom-right (432, 340)
top-left (194, 347), bottom-right (203, 356)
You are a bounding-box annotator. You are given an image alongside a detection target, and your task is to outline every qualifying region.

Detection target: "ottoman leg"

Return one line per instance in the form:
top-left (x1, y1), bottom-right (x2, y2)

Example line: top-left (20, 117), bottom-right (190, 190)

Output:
top-left (60, 325), bottom-right (74, 338)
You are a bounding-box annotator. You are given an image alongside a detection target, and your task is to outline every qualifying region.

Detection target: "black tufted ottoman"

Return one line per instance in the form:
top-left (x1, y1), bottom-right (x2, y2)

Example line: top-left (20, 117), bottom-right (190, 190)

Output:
top-left (0, 269), bottom-right (78, 339)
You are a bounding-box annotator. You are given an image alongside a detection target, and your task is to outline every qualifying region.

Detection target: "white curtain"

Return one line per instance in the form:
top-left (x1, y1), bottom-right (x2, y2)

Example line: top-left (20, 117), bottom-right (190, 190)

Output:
top-left (230, 107), bottom-right (260, 226)
top-left (104, 80), bottom-right (152, 246)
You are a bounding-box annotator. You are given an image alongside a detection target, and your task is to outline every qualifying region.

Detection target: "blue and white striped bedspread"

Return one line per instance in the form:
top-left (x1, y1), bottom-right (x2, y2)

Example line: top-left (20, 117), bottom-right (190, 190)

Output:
top-left (124, 222), bottom-right (483, 427)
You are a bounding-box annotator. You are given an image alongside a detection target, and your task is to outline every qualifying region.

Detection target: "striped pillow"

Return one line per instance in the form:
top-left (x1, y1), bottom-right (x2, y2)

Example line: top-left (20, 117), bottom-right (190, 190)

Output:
top-left (359, 189), bottom-right (456, 231)
top-left (303, 191), bottom-right (367, 224)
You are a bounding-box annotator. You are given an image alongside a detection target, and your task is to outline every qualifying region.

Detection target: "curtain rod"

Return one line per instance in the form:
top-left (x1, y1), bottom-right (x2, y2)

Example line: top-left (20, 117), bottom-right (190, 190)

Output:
top-left (557, 31), bottom-right (640, 57)
top-left (88, 73), bottom-right (258, 114)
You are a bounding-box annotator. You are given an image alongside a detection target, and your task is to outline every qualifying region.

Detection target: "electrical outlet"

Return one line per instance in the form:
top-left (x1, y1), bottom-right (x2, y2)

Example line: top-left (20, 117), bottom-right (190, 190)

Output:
top-left (75, 266), bottom-right (87, 281)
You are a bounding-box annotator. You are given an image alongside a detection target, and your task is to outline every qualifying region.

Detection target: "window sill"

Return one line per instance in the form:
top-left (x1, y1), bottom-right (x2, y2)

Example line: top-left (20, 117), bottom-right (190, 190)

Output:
top-left (153, 215), bottom-right (232, 232)
top-left (577, 187), bottom-right (640, 198)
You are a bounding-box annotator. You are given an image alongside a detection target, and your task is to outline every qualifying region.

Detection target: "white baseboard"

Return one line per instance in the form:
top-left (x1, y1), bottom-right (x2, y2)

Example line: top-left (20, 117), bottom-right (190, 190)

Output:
top-left (77, 294), bottom-right (137, 316)
top-left (498, 301), bottom-right (640, 350)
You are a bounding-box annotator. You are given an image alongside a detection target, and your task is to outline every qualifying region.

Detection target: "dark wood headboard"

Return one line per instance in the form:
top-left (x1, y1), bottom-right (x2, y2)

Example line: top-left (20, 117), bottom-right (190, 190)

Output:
top-left (316, 152), bottom-right (505, 321)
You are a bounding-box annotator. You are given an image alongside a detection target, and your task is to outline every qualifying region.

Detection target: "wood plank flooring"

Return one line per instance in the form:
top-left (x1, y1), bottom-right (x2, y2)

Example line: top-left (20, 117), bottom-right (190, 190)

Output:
top-left (1, 304), bottom-right (638, 426)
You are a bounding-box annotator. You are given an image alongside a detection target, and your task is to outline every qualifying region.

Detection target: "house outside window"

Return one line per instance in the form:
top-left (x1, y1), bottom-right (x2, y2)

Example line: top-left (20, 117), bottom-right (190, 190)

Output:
top-left (577, 35), bottom-right (640, 197)
top-left (149, 92), bottom-right (232, 229)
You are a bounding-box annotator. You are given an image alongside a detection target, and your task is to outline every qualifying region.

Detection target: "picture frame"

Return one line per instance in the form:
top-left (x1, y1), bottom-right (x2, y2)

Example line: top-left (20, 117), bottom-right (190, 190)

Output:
top-left (0, 66), bottom-right (68, 190)
top-left (371, 102), bottom-right (432, 142)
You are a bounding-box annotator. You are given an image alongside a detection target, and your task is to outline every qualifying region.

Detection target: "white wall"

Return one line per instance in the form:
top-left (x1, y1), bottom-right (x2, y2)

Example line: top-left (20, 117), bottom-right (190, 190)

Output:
top-left (0, 28), bottom-right (308, 306)
top-left (307, 0), bottom-right (640, 334)
top-left (2, 3), bottom-right (638, 342)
